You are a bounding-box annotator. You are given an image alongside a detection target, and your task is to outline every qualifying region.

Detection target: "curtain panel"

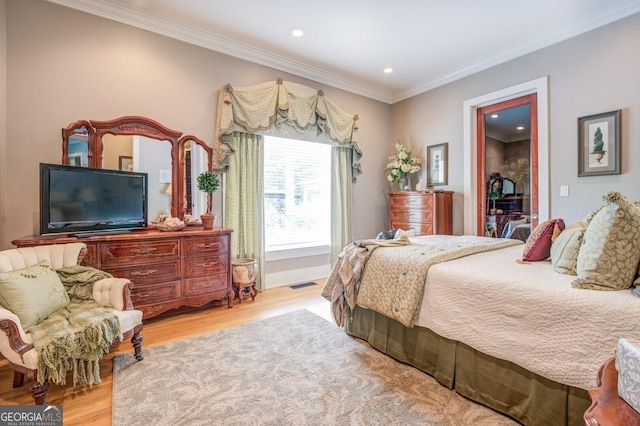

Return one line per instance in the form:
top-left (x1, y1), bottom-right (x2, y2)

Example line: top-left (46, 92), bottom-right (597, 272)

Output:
top-left (226, 133), bottom-right (265, 291)
top-left (214, 78), bottom-right (362, 180)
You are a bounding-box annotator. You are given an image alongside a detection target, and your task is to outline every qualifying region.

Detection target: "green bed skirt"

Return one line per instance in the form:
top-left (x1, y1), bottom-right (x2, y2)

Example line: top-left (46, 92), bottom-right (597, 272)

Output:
top-left (345, 306), bottom-right (590, 426)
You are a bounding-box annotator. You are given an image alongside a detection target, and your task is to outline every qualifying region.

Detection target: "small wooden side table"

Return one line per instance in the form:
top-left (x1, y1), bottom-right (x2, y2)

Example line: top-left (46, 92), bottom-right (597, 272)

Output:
top-left (231, 258), bottom-right (258, 303)
top-left (232, 280), bottom-right (257, 303)
top-left (584, 357), bottom-right (640, 425)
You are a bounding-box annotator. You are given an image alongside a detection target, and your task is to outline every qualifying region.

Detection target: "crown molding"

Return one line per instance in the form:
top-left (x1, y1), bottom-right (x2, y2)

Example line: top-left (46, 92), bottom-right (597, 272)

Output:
top-left (391, 0), bottom-right (640, 103)
top-left (45, 0), bottom-right (393, 103)
top-left (47, 0), bottom-right (640, 105)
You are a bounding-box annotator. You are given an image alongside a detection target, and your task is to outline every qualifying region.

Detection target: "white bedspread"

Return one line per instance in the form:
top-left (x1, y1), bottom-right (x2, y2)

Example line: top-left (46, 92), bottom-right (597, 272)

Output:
top-left (415, 240), bottom-right (640, 390)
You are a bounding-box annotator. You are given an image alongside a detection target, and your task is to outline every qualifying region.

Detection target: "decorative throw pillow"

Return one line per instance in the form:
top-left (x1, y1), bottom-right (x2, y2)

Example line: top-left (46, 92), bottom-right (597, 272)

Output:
top-left (573, 192), bottom-right (640, 290)
top-left (521, 218), bottom-right (565, 261)
top-left (0, 261), bottom-right (70, 328)
top-left (550, 221), bottom-right (586, 275)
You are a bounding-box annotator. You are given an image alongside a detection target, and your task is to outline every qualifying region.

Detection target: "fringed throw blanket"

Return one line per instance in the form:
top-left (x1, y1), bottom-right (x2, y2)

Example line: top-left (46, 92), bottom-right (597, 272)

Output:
top-left (323, 235), bottom-right (522, 328)
top-left (26, 266), bottom-right (122, 387)
top-left (321, 238), bottom-right (411, 327)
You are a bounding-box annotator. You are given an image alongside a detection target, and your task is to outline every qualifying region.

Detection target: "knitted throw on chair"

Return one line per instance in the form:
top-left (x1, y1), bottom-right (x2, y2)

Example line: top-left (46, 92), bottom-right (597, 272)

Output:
top-left (26, 266), bottom-right (122, 387)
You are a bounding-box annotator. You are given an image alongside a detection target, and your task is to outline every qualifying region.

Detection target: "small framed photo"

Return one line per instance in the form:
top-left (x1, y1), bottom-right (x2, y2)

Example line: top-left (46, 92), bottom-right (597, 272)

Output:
top-left (119, 155), bottom-right (133, 172)
top-left (578, 110), bottom-right (621, 177)
top-left (427, 142), bottom-right (448, 186)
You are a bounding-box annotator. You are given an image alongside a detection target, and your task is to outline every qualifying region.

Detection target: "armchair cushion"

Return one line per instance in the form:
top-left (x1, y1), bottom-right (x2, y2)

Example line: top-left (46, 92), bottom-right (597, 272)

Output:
top-left (0, 261), bottom-right (70, 328)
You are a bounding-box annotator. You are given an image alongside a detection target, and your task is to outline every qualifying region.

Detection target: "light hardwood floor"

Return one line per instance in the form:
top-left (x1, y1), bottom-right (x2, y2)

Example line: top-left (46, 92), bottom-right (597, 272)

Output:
top-left (0, 282), bottom-right (331, 425)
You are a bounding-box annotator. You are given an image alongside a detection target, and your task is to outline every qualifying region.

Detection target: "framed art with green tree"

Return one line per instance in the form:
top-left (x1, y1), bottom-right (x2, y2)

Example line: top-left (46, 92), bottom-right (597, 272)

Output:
top-left (578, 110), bottom-right (620, 177)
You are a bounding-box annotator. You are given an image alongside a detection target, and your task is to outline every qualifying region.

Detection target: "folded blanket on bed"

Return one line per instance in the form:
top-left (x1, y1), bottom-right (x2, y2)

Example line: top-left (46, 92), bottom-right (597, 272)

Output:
top-left (322, 238), bottom-right (410, 326)
top-left (324, 235), bottom-right (522, 327)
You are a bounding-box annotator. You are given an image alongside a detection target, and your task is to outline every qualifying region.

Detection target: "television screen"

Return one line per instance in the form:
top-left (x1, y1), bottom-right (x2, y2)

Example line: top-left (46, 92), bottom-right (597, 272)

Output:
top-left (40, 163), bottom-right (148, 235)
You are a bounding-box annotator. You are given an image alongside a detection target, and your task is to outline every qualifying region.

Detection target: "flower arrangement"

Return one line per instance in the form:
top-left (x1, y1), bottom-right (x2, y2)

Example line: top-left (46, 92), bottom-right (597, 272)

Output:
top-left (385, 141), bottom-right (421, 183)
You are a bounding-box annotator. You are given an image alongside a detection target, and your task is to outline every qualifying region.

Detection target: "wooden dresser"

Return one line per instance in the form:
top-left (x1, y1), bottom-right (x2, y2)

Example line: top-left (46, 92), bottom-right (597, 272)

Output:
top-left (389, 191), bottom-right (453, 235)
top-left (12, 228), bottom-right (233, 319)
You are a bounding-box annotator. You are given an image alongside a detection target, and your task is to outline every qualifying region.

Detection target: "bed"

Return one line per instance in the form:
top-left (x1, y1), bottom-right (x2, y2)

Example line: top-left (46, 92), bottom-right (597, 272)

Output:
top-left (323, 231), bottom-right (640, 426)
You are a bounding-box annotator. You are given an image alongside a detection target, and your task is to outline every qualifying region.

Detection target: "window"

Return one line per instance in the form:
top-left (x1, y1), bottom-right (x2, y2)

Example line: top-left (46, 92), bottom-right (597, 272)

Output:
top-left (263, 136), bottom-right (331, 253)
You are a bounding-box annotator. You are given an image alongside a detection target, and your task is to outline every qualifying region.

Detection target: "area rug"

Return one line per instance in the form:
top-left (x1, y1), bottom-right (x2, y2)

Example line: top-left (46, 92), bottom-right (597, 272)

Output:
top-left (112, 309), bottom-right (517, 426)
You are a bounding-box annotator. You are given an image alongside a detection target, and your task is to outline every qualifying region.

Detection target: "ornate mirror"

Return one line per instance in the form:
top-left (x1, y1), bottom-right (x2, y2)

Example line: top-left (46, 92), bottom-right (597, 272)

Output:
top-left (62, 116), bottom-right (212, 222)
top-left (179, 135), bottom-right (213, 220)
top-left (501, 178), bottom-right (516, 196)
top-left (62, 120), bottom-right (94, 168)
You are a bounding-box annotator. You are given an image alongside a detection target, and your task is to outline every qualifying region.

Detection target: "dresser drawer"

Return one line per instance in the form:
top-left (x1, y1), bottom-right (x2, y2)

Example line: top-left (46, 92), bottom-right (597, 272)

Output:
top-left (389, 194), bottom-right (433, 210)
top-left (131, 281), bottom-right (181, 306)
top-left (181, 235), bottom-right (228, 255)
top-left (183, 274), bottom-right (228, 297)
top-left (100, 239), bottom-right (180, 265)
top-left (183, 255), bottom-right (228, 277)
top-left (79, 243), bottom-right (98, 267)
top-left (389, 208), bottom-right (433, 223)
top-left (390, 221), bottom-right (433, 236)
top-left (105, 260), bottom-right (180, 285)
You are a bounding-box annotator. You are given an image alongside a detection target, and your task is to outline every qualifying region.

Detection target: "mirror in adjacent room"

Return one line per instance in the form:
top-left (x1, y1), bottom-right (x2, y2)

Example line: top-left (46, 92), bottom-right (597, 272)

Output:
top-left (481, 102), bottom-right (533, 238)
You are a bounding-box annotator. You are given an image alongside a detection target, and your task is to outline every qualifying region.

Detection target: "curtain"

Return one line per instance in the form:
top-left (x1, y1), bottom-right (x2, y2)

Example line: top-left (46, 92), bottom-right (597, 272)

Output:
top-left (331, 146), bottom-right (353, 262)
top-left (214, 78), bottom-right (361, 179)
top-left (226, 132), bottom-right (265, 291)
top-left (215, 79), bottom-right (361, 289)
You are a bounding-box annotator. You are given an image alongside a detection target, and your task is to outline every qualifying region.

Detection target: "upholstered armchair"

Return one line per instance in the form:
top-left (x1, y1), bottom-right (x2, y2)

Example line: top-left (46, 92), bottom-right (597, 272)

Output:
top-left (0, 243), bottom-right (143, 404)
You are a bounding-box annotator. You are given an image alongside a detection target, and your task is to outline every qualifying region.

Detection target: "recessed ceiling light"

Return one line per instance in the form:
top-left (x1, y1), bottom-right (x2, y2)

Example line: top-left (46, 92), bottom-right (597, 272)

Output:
top-left (491, 114), bottom-right (499, 119)
top-left (516, 126), bottom-right (525, 130)
top-left (383, 67), bottom-right (394, 74)
top-left (290, 27), bottom-right (304, 37)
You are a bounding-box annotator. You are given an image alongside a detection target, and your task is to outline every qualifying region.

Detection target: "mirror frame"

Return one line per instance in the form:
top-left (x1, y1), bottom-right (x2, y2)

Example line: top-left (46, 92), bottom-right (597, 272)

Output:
top-left (62, 116), bottom-right (213, 220)
top-left (62, 120), bottom-right (95, 167)
top-left (178, 135), bottom-right (213, 219)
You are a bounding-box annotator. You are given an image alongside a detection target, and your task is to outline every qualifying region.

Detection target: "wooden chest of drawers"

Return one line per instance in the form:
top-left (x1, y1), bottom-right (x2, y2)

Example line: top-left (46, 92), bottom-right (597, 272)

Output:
top-left (389, 191), bottom-right (453, 235)
top-left (12, 228), bottom-right (233, 319)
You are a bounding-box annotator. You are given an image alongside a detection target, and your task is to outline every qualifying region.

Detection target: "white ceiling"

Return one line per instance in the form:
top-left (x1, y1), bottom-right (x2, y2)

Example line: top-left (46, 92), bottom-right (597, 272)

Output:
top-left (49, 0), bottom-right (640, 104)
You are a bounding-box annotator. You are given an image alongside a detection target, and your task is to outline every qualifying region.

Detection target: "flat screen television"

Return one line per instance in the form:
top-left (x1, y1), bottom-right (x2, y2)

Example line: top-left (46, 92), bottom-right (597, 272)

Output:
top-left (40, 163), bottom-right (148, 236)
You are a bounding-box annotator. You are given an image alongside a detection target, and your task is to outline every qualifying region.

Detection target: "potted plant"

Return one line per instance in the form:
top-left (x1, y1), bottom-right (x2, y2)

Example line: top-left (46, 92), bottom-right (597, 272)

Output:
top-left (196, 171), bottom-right (220, 230)
top-left (488, 190), bottom-right (500, 215)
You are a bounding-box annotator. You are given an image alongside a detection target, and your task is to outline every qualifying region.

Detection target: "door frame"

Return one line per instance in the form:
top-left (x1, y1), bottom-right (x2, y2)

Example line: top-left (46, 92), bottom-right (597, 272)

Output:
top-left (476, 94), bottom-right (538, 235)
top-left (462, 76), bottom-right (549, 235)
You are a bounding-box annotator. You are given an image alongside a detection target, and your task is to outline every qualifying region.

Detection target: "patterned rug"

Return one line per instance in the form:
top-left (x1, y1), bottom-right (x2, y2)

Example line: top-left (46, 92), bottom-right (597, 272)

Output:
top-left (112, 309), bottom-right (517, 425)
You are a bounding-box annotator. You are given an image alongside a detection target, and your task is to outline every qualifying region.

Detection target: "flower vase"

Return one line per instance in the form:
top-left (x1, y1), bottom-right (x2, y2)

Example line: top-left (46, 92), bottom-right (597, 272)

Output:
top-left (397, 175), bottom-right (412, 191)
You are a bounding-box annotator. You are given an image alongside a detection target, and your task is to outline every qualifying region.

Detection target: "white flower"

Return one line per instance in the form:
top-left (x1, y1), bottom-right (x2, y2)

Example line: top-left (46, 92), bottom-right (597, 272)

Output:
top-left (384, 140), bottom-right (421, 183)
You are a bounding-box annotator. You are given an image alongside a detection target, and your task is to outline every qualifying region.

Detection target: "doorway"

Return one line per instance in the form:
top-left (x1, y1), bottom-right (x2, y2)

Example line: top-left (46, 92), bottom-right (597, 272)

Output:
top-left (476, 94), bottom-right (538, 236)
top-left (462, 76), bottom-right (549, 236)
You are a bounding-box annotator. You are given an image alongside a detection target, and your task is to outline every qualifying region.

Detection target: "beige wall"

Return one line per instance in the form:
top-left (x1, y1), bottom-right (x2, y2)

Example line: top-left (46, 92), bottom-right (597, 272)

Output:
top-left (0, 1), bottom-right (7, 250)
top-left (3, 1), bottom-right (392, 260)
top-left (4, 1), bottom-right (640, 277)
top-left (392, 12), bottom-right (640, 231)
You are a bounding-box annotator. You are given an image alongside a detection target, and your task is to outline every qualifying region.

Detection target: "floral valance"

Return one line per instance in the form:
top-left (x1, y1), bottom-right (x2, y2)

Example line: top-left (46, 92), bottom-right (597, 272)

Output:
top-left (214, 78), bottom-right (362, 179)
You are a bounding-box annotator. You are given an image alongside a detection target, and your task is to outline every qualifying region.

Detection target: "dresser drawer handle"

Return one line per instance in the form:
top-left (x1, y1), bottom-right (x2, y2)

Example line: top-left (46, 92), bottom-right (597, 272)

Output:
top-left (197, 262), bottom-right (218, 268)
top-left (407, 199), bottom-right (417, 204)
top-left (196, 242), bottom-right (219, 248)
top-left (195, 281), bottom-right (214, 288)
top-left (136, 290), bottom-right (158, 298)
top-left (131, 269), bottom-right (157, 276)
top-left (408, 213), bottom-right (416, 217)
top-left (130, 247), bottom-right (157, 254)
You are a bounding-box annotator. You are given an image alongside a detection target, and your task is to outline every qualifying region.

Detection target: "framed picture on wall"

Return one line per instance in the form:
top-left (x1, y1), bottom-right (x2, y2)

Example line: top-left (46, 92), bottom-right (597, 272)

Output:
top-left (427, 143), bottom-right (448, 186)
top-left (119, 155), bottom-right (133, 172)
top-left (578, 110), bottom-right (620, 177)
